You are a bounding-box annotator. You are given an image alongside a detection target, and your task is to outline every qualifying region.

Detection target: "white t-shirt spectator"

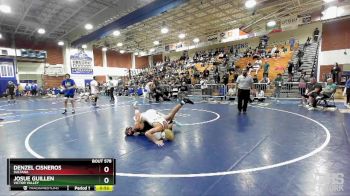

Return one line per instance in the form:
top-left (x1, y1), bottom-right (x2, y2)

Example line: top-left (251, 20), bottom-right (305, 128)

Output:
top-left (200, 79), bottom-right (208, 89)
top-left (254, 59), bottom-right (262, 69)
top-left (227, 88), bottom-right (236, 96)
top-left (271, 47), bottom-right (277, 54)
top-left (257, 90), bottom-right (265, 98)
top-left (90, 80), bottom-right (99, 95)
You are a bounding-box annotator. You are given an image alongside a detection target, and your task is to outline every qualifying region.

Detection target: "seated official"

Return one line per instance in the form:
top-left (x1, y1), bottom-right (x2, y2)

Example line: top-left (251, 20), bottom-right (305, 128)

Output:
top-left (317, 78), bottom-right (337, 100)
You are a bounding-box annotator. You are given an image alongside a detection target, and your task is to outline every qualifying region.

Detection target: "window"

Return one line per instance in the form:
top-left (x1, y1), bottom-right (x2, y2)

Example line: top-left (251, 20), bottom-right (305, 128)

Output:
top-left (0, 62), bottom-right (14, 78)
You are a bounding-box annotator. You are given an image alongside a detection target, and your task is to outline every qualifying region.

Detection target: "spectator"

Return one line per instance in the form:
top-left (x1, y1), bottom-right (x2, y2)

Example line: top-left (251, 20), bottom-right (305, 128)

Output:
top-left (313, 28), bottom-right (320, 42)
top-left (344, 77), bottom-right (350, 107)
top-left (288, 61), bottom-right (294, 76)
top-left (263, 60), bottom-right (270, 77)
top-left (289, 36), bottom-right (295, 51)
top-left (253, 75), bottom-right (258, 83)
top-left (260, 74), bottom-right (271, 85)
top-left (203, 68), bottom-right (210, 78)
top-left (259, 74), bottom-right (270, 92)
top-left (305, 37), bottom-right (311, 48)
top-left (25, 83), bottom-right (31, 96)
top-left (253, 57), bottom-right (262, 75)
top-left (200, 77), bottom-right (209, 99)
top-left (227, 86), bottom-right (236, 97)
top-left (298, 72), bottom-right (308, 106)
top-left (274, 73), bottom-right (284, 101)
top-left (246, 63), bottom-right (253, 75)
top-left (236, 69), bottom-right (254, 114)
top-left (331, 63), bottom-right (341, 84)
top-left (223, 72), bottom-right (229, 86)
top-left (214, 71), bottom-right (220, 84)
top-left (271, 45), bottom-right (277, 58)
top-left (297, 49), bottom-right (304, 59)
top-left (255, 89), bottom-right (265, 102)
top-left (31, 82), bottom-right (38, 96)
top-left (303, 77), bottom-right (322, 110)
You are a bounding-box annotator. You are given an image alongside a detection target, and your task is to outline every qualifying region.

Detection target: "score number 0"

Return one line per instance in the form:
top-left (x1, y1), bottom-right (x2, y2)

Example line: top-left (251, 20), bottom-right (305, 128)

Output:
top-left (103, 166), bottom-right (110, 184)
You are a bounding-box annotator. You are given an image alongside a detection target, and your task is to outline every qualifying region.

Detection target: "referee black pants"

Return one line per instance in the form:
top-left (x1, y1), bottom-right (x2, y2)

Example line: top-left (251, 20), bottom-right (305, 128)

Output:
top-left (237, 89), bottom-right (250, 112)
top-left (110, 87), bottom-right (115, 101)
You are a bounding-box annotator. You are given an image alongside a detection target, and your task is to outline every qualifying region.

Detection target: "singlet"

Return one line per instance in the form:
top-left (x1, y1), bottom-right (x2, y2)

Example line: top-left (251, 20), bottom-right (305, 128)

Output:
top-left (141, 109), bottom-right (167, 127)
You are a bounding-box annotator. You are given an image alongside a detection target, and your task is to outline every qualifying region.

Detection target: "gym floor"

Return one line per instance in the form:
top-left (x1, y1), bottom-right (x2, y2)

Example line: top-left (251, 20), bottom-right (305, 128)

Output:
top-left (0, 96), bottom-right (349, 196)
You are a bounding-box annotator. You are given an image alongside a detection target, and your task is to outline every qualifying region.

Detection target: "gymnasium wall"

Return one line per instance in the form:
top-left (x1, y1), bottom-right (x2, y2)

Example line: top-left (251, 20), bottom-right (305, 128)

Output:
top-left (0, 38), bottom-right (64, 65)
top-left (321, 18), bottom-right (350, 51)
top-left (42, 75), bottom-right (64, 89)
top-left (318, 18), bottom-right (350, 80)
top-left (106, 50), bottom-right (132, 68)
top-left (153, 54), bottom-right (163, 63)
top-left (136, 56), bottom-right (149, 69)
top-left (93, 47), bottom-right (103, 67)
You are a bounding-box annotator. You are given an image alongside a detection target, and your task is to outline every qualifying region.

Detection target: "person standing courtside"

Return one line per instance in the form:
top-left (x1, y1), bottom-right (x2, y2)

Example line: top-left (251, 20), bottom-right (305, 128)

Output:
top-left (61, 74), bottom-right (77, 114)
top-left (236, 69), bottom-right (254, 114)
top-left (90, 76), bottom-right (99, 107)
top-left (108, 76), bottom-right (117, 102)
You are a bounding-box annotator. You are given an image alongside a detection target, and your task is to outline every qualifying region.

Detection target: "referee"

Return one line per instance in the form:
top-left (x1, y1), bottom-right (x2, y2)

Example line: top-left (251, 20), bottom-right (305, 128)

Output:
top-left (236, 69), bottom-right (254, 114)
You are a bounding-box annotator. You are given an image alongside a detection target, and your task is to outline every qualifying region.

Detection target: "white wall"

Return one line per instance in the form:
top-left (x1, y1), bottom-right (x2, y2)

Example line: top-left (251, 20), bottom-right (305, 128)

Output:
top-left (318, 49), bottom-right (350, 65)
top-left (16, 62), bottom-right (45, 86)
top-left (17, 62), bottom-right (45, 74)
top-left (93, 66), bottom-right (128, 77)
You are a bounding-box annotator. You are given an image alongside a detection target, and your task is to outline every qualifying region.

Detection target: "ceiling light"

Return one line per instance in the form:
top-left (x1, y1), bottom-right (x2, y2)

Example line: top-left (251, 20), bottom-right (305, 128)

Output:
top-left (193, 38), bottom-right (200, 43)
top-left (267, 20), bottom-right (276, 27)
top-left (245, 0), bottom-right (256, 9)
top-left (113, 30), bottom-right (120, 36)
top-left (140, 51), bottom-right (146, 56)
top-left (0, 33), bottom-right (2, 39)
top-left (149, 48), bottom-right (155, 52)
top-left (178, 33), bottom-right (186, 39)
top-left (120, 50), bottom-right (125, 54)
top-left (153, 41), bottom-right (159, 45)
top-left (38, 28), bottom-right (46, 34)
top-left (161, 27), bottom-right (169, 34)
top-left (0, 5), bottom-right (11, 14)
top-left (117, 42), bottom-right (123, 47)
top-left (323, 0), bottom-right (336, 3)
top-left (58, 41), bottom-right (64, 46)
top-left (84, 23), bottom-right (93, 30)
top-left (82, 44), bottom-right (87, 49)
top-left (102, 47), bottom-right (108, 52)
top-left (134, 52), bottom-right (139, 56)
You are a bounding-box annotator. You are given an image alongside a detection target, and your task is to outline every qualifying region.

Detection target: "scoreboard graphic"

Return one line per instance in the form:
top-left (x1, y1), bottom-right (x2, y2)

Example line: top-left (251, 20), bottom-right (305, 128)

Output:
top-left (7, 158), bottom-right (115, 191)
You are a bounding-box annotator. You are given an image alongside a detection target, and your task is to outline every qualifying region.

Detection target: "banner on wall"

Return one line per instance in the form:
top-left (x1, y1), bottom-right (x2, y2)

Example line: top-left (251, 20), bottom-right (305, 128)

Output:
top-left (44, 64), bottom-right (65, 76)
top-left (220, 28), bottom-right (240, 42)
top-left (281, 15), bottom-right (302, 31)
top-left (70, 49), bottom-right (93, 75)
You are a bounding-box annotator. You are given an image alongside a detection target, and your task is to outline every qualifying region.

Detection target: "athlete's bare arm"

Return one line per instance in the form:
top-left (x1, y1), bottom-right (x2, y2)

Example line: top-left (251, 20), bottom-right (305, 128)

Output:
top-left (145, 126), bottom-right (164, 147)
top-left (133, 105), bottom-right (144, 131)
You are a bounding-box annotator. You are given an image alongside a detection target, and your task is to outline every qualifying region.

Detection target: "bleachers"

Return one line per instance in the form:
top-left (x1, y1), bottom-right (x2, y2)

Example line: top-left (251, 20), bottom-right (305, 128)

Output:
top-left (235, 44), bottom-right (294, 81)
top-left (194, 63), bottom-right (213, 73)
